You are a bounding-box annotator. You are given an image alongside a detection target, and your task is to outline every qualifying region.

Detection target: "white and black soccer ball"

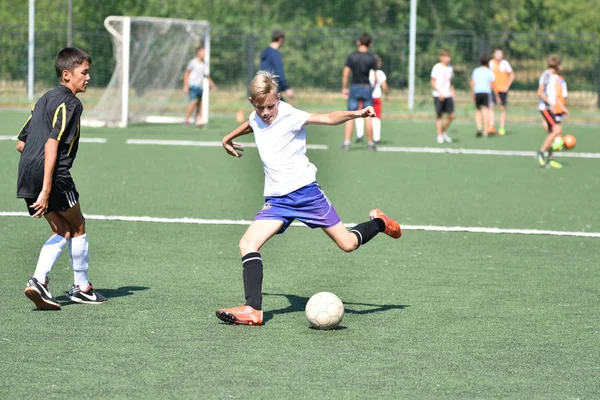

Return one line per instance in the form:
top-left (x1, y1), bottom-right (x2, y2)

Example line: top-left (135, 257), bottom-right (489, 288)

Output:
top-left (305, 292), bottom-right (344, 330)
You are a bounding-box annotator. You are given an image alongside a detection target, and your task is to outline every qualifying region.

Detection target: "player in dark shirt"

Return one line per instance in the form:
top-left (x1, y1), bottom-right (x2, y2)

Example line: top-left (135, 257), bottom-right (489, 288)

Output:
top-left (16, 47), bottom-right (107, 310)
top-left (341, 33), bottom-right (378, 150)
top-left (259, 29), bottom-right (294, 100)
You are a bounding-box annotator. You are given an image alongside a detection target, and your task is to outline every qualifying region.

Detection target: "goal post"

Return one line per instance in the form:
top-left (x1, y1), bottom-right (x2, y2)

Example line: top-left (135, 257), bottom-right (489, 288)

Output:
top-left (83, 16), bottom-right (210, 127)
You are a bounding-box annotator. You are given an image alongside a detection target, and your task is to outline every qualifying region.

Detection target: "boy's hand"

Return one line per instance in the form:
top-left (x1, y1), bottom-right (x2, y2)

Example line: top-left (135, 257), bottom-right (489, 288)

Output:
top-left (358, 106), bottom-right (376, 118)
top-left (30, 190), bottom-right (49, 218)
top-left (222, 140), bottom-right (244, 158)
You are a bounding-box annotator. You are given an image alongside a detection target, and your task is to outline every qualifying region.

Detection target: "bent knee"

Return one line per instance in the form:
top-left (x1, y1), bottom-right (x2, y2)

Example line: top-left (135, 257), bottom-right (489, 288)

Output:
top-left (336, 239), bottom-right (358, 253)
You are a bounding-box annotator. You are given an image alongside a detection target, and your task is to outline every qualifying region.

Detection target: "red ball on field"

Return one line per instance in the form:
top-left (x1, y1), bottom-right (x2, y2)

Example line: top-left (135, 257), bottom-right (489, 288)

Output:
top-left (563, 134), bottom-right (576, 149)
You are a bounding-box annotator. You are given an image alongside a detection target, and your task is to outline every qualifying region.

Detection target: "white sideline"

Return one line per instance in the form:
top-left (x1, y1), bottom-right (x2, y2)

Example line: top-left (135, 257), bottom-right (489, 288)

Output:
top-left (377, 146), bottom-right (600, 159)
top-left (0, 136), bottom-right (107, 143)
top-left (1, 211), bottom-right (598, 238)
top-left (126, 139), bottom-right (329, 150)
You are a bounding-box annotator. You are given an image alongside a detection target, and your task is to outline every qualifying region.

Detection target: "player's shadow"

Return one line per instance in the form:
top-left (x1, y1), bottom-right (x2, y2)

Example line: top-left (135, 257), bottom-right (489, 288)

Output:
top-left (53, 285), bottom-right (150, 306)
top-left (262, 293), bottom-right (409, 323)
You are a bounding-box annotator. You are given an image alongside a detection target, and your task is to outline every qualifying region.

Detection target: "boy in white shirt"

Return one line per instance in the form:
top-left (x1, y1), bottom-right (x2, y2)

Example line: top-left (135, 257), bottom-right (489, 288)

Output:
top-left (355, 56), bottom-right (389, 143)
top-left (537, 55), bottom-right (568, 169)
top-left (430, 49), bottom-right (456, 144)
top-left (216, 71), bottom-right (402, 326)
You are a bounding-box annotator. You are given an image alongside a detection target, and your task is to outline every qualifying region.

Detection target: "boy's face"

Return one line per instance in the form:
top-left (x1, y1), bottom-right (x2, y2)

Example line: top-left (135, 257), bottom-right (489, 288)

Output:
top-left (249, 91), bottom-right (280, 125)
top-left (440, 54), bottom-right (451, 65)
top-left (197, 49), bottom-right (205, 59)
top-left (494, 50), bottom-right (503, 60)
top-left (62, 60), bottom-right (90, 94)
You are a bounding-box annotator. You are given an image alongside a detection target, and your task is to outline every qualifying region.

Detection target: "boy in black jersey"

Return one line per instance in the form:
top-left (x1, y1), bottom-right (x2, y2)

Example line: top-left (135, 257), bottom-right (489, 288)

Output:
top-left (341, 33), bottom-right (378, 150)
top-left (16, 47), bottom-right (107, 310)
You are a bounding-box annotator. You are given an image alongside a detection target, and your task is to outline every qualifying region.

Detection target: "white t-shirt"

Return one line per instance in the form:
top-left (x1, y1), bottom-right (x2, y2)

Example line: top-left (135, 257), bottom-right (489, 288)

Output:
top-left (249, 101), bottom-right (316, 196)
top-left (186, 58), bottom-right (208, 87)
top-left (538, 70), bottom-right (568, 112)
top-left (431, 63), bottom-right (454, 97)
top-left (370, 69), bottom-right (387, 99)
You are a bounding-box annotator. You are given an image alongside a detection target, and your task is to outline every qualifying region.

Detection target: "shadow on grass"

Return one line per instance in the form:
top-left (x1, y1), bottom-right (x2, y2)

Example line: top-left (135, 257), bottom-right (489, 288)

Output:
top-left (54, 285), bottom-right (150, 306)
top-left (263, 293), bottom-right (409, 323)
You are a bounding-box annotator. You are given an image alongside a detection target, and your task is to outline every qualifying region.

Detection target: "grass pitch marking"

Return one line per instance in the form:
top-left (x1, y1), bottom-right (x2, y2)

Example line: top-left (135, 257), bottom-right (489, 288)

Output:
top-left (1, 211), bottom-right (599, 238)
top-left (0, 136), bottom-right (107, 143)
top-left (126, 139), bottom-right (329, 150)
top-left (378, 146), bottom-right (600, 159)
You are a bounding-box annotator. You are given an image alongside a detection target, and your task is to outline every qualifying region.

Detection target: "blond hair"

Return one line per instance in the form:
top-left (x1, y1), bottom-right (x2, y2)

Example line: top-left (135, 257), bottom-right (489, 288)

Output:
top-left (249, 71), bottom-right (279, 103)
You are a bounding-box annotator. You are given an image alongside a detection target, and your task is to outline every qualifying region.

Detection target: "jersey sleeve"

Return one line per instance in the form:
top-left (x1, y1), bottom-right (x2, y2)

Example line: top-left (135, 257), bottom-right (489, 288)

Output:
top-left (49, 99), bottom-right (83, 144)
top-left (291, 108), bottom-right (311, 131)
top-left (430, 64), bottom-right (439, 78)
top-left (17, 106), bottom-right (35, 142)
top-left (378, 70), bottom-right (387, 83)
top-left (186, 59), bottom-right (194, 71)
top-left (502, 60), bottom-right (513, 73)
top-left (344, 54), bottom-right (352, 68)
top-left (539, 71), bottom-right (549, 87)
top-left (561, 79), bottom-right (568, 97)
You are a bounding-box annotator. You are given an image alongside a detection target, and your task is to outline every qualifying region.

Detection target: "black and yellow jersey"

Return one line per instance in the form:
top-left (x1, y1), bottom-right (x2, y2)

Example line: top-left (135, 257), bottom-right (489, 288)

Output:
top-left (17, 85), bottom-right (83, 198)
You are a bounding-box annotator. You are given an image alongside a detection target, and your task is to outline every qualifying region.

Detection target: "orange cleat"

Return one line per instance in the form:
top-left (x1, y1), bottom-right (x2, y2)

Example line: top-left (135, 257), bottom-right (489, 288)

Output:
top-left (216, 305), bottom-right (263, 326)
top-left (369, 209), bottom-right (402, 239)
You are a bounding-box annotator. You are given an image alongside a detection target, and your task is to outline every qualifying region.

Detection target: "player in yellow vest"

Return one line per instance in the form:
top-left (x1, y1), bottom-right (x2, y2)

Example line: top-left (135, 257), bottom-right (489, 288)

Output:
top-left (488, 49), bottom-right (514, 136)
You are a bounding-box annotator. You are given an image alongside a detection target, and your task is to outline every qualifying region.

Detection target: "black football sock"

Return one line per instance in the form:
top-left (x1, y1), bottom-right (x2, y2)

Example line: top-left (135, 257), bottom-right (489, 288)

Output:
top-left (242, 252), bottom-right (263, 310)
top-left (350, 219), bottom-right (385, 248)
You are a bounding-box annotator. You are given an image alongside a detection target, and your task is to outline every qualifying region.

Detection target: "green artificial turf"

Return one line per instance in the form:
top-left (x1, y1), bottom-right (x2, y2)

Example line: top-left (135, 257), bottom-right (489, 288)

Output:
top-left (1, 111), bottom-right (598, 399)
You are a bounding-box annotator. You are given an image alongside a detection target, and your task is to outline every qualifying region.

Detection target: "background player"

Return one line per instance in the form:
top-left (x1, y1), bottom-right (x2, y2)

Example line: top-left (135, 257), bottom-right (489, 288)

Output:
top-left (341, 33), bottom-right (378, 150)
top-left (430, 49), bottom-right (455, 144)
top-left (215, 71), bottom-right (402, 326)
top-left (355, 55), bottom-right (389, 144)
top-left (16, 47), bottom-right (107, 310)
top-left (470, 55), bottom-right (499, 137)
top-left (489, 49), bottom-right (514, 136)
top-left (259, 29), bottom-right (294, 100)
top-left (183, 46), bottom-right (217, 127)
top-left (537, 54), bottom-right (567, 169)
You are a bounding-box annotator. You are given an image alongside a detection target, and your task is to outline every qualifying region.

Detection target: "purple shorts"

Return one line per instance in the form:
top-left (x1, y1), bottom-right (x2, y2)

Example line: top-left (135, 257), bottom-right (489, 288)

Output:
top-left (254, 182), bottom-right (341, 234)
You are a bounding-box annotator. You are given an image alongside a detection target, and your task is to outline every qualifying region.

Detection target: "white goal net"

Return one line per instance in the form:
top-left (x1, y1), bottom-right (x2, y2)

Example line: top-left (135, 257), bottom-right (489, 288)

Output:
top-left (83, 16), bottom-right (210, 127)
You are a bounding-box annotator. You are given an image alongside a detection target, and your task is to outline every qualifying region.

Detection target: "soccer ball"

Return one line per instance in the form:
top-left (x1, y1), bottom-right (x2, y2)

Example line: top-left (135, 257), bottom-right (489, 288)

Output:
top-left (305, 292), bottom-right (344, 330)
top-left (563, 134), bottom-right (576, 149)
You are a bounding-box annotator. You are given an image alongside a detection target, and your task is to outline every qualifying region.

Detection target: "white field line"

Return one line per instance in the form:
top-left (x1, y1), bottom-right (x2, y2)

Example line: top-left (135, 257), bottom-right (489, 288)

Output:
top-left (126, 139), bottom-right (328, 150)
top-left (0, 136), bottom-right (107, 143)
top-left (1, 211), bottom-right (599, 238)
top-left (378, 146), bottom-right (600, 159)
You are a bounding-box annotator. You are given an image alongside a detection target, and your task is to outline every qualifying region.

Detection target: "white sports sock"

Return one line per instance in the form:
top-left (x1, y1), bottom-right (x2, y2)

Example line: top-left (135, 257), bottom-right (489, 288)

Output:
top-left (355, 118), bottom-right (364, 139)
top-left (70, 234), bottom-right (89, 289)
top-left (373, 118), bottom-right (381, 142)
top-left (33, 235), bottom-right (68, 283)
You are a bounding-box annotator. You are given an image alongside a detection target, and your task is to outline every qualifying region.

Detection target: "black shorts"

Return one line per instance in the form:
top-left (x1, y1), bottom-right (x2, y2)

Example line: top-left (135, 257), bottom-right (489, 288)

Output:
top-left (491, 91), bottom-right (508, 106)
top-left (474, 93), bottom-right (490, 109)
top-left (24, 189), bottom-right (79, 216)
top-left (433, 97), bottom-right (454, 117)
top-left (540, 109), bottom-right (562, 133)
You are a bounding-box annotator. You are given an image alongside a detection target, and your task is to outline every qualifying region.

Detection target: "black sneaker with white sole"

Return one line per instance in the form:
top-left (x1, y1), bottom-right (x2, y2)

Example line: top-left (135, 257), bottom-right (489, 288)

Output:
top-left (24, 277), bottom-right (61, 310)
top-left (67, 284), bottom-right (108, 304)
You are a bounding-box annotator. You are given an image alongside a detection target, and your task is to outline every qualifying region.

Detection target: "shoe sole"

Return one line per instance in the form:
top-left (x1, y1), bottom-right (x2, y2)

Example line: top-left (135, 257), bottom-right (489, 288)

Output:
top-left (66, 295), bottom-right (107, 305)
top-left (24, 287), bottom-right (61, 310)
top-left (215, 310), bottom-right (262, 326)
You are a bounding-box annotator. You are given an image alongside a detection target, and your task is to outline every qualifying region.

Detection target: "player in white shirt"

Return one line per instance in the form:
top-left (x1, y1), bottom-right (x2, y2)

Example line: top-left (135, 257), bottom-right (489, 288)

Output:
top-left (183, 46), bottom-right (217, 127)
top-left (215, 71), bottom-right (402, 326)
top-left (430, 49), bottom-right (456, 144)
top-left (355, 56), bottom-right (389, 143)
top-left (536, 55), bottom-right (568, 169)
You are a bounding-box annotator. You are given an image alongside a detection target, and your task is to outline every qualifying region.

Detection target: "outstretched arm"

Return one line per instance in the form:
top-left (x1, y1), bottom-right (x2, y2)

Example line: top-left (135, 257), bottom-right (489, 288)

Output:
top-left (221, 120), bottom-right (253, 158)
top-left (306, 107), bottom-right (376, 126)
